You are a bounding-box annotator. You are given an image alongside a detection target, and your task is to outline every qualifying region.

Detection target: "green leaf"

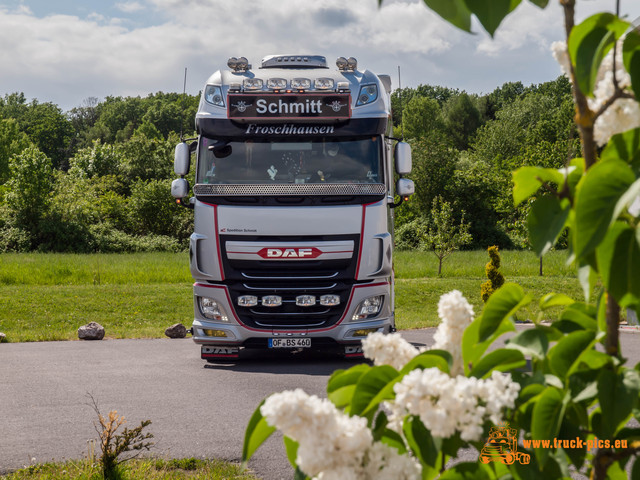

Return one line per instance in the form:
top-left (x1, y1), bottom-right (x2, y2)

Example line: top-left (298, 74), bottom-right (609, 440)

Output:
top-left (601, 127), bottom-right (640, 168)
top-left (242, 399), bottom-right (276, 463)
top-left (403, 415), bottom-right (441, 468)
top-left (598, 369), bottom-right (637, 438)
top-left (423, 0), bottom-right (472, 32)
top-left (568, 349), bottom-right (612, 377)
top-left (463, 312), bottom-right (515, 374)
top-left (439, 462), bottom-right (494, 479)
top-left (577, 262), bottom-right (598, 303)
top-left (400, 349), bottom-right (452, 375)
top-left (283, 436), bottom-right (299, 467)
top-left (469, 348), bottom-right (526, 378)
top-left (597, 222), bottom-right (640, 308)
top-left (568, 13), bottom-right (630, 96)
top-left (512, 166), bottom-right (564, 206)
top-left (463, 0), bottom-right (521, 37)
top-left (528, 195), bottom-right (570, 256)
top-left (326, 364), bottom-right (369, 408)
top-left (539, 293), bottom-right (575, 311)
top-left (623, 30), bottom-right (640, 102)
top-left (556, 302), bottom-right (598, 332)
top-left (613, 178), bottom-right (640, 221)
top-left (350, 365), bottom-right (399, 417)
top-left (548, 330), bottom-right (597, 378)
top-left (479, 283), bottom-right (532, 342)
top-left (574, 159), bottom-right (635, 260)
top-left (531, 387), bottom-right (567, 467)
top-left (506, 328), bottom-right (549, 360)
top-left (528, 0), bottom-right (549, 7)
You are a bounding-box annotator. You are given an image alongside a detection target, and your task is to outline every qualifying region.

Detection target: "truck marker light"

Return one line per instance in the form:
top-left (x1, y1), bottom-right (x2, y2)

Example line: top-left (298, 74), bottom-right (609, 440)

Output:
top-left (320, 295), bottom-right (340, 306)
top-left (262, 295), bottom-right (282, 307)
top-left (296, 295), bottom-right (316, 307)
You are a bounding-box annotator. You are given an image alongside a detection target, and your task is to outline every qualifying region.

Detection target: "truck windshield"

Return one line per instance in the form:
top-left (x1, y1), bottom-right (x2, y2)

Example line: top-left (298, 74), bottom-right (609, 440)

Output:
top-left (197, 137), bottom-right (382, 185)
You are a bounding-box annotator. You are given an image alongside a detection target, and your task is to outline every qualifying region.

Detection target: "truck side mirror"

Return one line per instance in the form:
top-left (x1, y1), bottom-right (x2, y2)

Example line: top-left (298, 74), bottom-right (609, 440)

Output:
top-left (174, 142), bottom-right (190, 176)
top-left (396, 178), bottom-right (415, 198)
top-left (394, 141), bottom-right (412, 175)
top-left (171, 178), bottom-right (190, 199)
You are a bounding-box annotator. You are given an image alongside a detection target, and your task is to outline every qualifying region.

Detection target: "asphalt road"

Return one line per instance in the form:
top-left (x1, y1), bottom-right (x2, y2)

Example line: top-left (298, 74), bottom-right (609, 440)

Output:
top-left (1, 328), bottom-right (639, 479)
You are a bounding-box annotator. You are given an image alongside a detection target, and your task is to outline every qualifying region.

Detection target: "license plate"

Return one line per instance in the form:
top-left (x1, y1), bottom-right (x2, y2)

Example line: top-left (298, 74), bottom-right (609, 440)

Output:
top-left (268, 337), bottom-right (311, 349)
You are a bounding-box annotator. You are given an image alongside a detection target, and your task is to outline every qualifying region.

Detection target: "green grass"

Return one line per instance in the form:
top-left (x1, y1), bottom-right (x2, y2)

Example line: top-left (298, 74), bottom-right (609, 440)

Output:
top-left (0, 250), bottom-right (585, 342)
top-left (393, 250), bottom-right (584, 329)
top-left (1, 457), bottom-right (258, 479)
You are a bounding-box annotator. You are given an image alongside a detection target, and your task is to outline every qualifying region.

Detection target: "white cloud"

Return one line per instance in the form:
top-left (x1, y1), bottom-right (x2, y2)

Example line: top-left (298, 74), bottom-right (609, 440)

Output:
top-left (116, 2), bottom-right (146, 14)
top-left (1, 0), bottom-right (639, 110)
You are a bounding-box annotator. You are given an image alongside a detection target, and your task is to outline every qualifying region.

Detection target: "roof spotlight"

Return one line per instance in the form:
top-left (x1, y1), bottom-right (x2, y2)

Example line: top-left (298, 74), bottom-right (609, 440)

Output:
top-left (347, 57), bottom-right (358, 71)
top-left (238, 56), bottom-right (249, 70)
top-left (336, 56), bottom-right (348, 70)
top-left (227, 57), bottom-right (238, 70)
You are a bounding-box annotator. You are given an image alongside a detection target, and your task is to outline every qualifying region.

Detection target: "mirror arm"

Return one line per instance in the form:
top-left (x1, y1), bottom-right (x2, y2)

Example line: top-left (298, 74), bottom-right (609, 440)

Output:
top-left (389, 195), bottom-right (405, 209)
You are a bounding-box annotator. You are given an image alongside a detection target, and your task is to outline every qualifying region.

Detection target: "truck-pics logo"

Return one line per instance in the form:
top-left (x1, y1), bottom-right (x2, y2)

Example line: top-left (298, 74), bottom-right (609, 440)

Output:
top-left (257, 247), bottom-right (322, 259)
top-left (479, 423), bottom-right (530, 466)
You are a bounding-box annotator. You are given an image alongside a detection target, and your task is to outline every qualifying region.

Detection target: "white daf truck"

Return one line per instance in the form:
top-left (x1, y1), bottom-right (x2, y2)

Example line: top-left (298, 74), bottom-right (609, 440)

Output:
top-left (171, 54), bottom-right (414, 361)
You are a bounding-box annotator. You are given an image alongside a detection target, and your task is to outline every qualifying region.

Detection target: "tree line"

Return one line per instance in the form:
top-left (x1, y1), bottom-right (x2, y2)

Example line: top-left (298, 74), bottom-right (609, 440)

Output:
top-left (0, 77), bottom-right (576, 253)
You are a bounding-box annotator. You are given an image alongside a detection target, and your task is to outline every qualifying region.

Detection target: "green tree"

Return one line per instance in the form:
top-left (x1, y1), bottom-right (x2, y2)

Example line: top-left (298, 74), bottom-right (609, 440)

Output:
top-left (4, 146), bottom-right (53, 237)
top-left (424, 195), bottom-right (472, 275)
top-left (401, 96), bottom-right (445, 140)
top-left (0, 117), bottom-right (30, 184)
top-left (443, 92), bottom-right (482, 150)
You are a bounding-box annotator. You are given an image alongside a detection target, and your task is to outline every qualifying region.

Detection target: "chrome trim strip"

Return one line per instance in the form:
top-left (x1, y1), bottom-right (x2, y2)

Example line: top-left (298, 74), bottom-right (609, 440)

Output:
top-left (194, 183), bottom-right (386, 196)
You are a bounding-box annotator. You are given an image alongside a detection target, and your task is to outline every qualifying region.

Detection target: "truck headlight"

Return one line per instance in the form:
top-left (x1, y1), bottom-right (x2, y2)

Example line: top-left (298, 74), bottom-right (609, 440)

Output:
top-left (204, 85), bottom-right (225, 107)
top-left (198, 297), bottom-right (229, 322)
top-left (351, 295), bottom-right (383, 321)
top-left (356, 84), bottom-right (378, 106)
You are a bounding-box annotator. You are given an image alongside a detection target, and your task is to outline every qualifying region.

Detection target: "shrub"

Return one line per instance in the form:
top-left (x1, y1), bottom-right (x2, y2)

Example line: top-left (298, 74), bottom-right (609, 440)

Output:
top-left (480, 245), bottom-right (505, 302)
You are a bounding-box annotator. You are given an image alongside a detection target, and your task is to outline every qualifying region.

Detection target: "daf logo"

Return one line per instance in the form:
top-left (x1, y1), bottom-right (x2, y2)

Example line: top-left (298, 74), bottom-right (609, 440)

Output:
top-left (327, 100), bottom-right (347, 112)
top-left (231, 100), bottom-right (251, 113)
top-left (256, 247), bottom-right (322, 259)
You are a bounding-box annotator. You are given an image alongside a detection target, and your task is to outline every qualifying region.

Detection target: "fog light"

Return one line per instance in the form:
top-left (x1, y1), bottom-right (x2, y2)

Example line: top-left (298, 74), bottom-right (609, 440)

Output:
top-left (314, 78), bottom-right (334, 90)
top-left (351, 295), bottom-right (383, 321)
top-left (352, 328), bottom-right (378, 337)
top-left (243, 78), bottom-right (263, 90)
top-left (199, 297), bottom-right (229, 322)
top-left (203, 329), bottom-right (228, 337)
top-left (262, 295), bottom-right (282, 307)
top-left (291, 78), bottom-right (311, 89)
top-left (320, 294), bottom-right (340, 306)
top-left (268, 78), bottom-right (287, 89)
top-left (238, 295), bottom-right (258, 307)
top-left (296, 295), bottom-right (316, 307)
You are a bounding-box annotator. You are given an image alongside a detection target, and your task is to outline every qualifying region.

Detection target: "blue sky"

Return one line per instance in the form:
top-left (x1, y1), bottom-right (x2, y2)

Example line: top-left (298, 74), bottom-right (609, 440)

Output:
top-left (1, 0), bottom-right (639, 111)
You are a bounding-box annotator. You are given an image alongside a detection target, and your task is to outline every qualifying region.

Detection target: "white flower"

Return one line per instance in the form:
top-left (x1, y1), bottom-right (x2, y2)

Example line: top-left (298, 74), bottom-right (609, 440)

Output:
top-left (388, 368), bottom-right (520, 442)
top-left (362, 332), bottom-right (420, 370)
top-left (261, 388), bottom-right (421, 479)
top-left (551, 41), bottom-right (571, 77)
top-left (551, 39), bottom-right (640, 145)
top-left (432, 290), bottom-right (474, 376)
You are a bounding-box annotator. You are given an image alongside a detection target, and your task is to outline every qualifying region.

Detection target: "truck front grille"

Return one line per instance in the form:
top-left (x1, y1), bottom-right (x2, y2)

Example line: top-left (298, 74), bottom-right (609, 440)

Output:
top-left (220, 234), bottom-right (358, 330)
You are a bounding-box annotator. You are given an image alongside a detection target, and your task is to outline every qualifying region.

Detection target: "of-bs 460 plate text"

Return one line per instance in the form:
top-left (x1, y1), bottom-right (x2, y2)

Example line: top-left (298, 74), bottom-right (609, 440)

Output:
top-left (268, 338), bottom-right (311, 348)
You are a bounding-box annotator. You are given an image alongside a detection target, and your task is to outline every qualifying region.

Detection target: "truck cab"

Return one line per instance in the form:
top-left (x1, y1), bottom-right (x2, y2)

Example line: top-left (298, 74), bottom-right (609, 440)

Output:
top-left (172, 54), bottom-right (414, 361)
